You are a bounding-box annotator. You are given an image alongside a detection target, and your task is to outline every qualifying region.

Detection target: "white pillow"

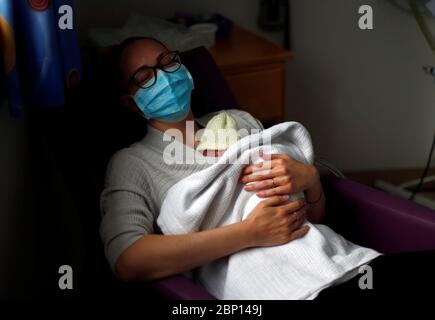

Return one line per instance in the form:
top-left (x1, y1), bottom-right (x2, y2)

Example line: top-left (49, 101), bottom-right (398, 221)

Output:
top-left (120, 12), bottom-right (207, 51)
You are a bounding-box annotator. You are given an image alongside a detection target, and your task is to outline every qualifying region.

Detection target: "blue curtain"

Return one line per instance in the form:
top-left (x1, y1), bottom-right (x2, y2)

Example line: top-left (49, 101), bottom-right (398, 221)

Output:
top-left (0, 0), bottom-right (82, 117)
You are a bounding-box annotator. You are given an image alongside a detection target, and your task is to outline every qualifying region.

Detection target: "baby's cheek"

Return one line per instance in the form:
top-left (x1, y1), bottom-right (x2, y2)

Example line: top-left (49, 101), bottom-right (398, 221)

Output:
top-left (203, 150), bottom-right (226, 157)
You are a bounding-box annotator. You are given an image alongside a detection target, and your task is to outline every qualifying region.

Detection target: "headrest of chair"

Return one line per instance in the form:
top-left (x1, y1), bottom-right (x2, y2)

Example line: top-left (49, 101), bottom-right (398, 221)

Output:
top-left (177, 46), bottom-right (239, 117)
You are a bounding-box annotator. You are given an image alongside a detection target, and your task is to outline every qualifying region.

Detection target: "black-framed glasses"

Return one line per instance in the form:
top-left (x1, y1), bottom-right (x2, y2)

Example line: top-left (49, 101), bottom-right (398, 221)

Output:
top-left (128, 51), bottom-right (182, 90)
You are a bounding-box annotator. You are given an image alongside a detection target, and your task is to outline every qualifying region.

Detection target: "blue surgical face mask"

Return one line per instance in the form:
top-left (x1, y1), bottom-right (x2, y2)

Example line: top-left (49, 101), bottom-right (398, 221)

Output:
top-left (131, 65), bottom-right (194, 122)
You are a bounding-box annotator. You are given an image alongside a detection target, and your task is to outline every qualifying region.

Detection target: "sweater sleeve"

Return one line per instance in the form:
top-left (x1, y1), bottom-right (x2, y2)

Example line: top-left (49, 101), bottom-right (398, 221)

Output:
top-left (99, 150), bottom-right (155, 272)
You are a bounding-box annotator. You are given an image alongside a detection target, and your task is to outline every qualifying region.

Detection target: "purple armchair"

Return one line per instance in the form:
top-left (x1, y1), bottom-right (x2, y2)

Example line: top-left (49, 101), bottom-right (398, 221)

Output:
top-left (146, 46), bottom-right (435, 300)
top-left (84, 45), bottom-right (435, 300)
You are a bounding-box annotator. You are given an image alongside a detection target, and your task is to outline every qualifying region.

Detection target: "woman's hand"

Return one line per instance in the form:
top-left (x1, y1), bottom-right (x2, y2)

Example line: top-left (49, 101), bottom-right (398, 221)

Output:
top-left (243, 195), bottom-right (310, 247)
top-left (240, 153), bottom-right (319, 198)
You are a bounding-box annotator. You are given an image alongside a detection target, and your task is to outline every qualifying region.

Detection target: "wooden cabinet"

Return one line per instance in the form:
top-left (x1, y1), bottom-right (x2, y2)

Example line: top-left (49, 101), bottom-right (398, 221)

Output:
top-left (209, 25), bottom-right (293, 124)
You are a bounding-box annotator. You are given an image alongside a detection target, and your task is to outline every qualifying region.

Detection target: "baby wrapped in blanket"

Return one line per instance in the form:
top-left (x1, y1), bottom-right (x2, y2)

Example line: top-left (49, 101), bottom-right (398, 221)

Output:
top-left (157, 112), bottom-right (381, 300)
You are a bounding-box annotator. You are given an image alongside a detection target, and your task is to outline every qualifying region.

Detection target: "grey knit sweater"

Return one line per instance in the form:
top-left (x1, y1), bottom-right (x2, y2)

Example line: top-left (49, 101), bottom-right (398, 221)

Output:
top-left (100, 110), bottom-right (264, 270)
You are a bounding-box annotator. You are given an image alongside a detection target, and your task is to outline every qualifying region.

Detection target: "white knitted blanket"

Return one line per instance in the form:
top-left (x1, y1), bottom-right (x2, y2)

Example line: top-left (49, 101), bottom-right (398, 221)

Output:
top-left (157, 122), bottom-right (381, 300)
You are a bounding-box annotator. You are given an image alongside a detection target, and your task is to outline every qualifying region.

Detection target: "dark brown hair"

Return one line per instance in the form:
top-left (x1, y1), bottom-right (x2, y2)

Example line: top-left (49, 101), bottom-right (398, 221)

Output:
top-left (112, 37), bottom-right (168, 95)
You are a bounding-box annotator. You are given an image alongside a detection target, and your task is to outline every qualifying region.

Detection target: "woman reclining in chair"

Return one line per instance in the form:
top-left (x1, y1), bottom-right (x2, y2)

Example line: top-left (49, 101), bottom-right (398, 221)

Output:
top-left (100, 37), bottom-right (435, 300)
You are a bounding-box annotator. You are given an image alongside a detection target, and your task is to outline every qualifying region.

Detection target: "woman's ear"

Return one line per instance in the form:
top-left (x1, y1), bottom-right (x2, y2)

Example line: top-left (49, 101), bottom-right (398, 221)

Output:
top-left (120, 95), bottom-right (140, 113)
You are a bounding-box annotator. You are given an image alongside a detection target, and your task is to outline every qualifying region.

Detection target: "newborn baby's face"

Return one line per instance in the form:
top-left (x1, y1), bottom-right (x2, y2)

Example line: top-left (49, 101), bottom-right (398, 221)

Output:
top-left (202, 150), bottom-right (227, 157)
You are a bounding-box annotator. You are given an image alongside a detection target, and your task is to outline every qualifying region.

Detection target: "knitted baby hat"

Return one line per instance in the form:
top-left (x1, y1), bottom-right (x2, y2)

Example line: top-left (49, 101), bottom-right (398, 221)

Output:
top-left (196, 111), bottom-right (239, 151)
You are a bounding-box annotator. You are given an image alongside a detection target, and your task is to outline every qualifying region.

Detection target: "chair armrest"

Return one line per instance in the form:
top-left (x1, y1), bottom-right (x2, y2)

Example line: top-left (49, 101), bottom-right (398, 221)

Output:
top-left (151, 275), bottom-right (217, 300)
top-left (323, 175), bottom-right (435, 254)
